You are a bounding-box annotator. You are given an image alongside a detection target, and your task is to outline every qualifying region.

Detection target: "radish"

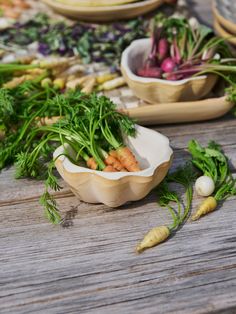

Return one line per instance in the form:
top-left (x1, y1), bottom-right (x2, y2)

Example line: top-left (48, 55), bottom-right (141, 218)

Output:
top-left (161, 58), bottom-right (177, 73)
top-left (137, 67), bottom-right (162, 78)
top-left (195, 175), bottom-right (215, 197)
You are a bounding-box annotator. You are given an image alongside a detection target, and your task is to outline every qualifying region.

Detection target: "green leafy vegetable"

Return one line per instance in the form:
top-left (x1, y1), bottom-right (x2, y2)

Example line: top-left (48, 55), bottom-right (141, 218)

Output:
top-left (188, 140), bottom-right (236, 220)
top-left (158, 163), bottom-right (196, 232)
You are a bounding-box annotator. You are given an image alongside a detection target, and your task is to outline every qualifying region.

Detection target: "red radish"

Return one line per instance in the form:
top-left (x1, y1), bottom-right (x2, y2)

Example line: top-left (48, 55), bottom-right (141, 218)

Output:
top-left (165, 73), bottom-right (183, 81)
top-left (161, 58), bottom-right (177, 73)
top-left (137, 67), bottom-right (162, 78)
top-left (157, 38), bottom-right (169, 62)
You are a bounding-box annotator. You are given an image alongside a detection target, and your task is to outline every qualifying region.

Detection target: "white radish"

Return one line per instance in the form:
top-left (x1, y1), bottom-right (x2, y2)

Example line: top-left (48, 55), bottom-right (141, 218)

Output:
top-left (195, 175), bottom-right (215, 197)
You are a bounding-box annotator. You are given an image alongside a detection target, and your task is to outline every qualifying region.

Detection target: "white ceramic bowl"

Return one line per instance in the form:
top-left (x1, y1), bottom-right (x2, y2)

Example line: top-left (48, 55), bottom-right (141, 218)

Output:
top-left (53, 125), bottom-right (173, 207)
top-left (121, 38), bottom-right (218, 103)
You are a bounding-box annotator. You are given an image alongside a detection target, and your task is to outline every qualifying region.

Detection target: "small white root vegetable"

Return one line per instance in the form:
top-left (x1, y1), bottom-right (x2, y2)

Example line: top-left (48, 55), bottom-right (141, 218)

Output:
top-left (195, 175), bottom-right (215, 197)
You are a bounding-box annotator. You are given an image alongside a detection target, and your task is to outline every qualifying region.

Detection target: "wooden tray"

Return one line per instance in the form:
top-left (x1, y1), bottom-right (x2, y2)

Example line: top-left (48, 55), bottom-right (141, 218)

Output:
top-left (122, 96), bottom-right (234, 125)
top-left (213, 0), bottom-right (236, 35)
top-left (42, 0), bottom-right (164, 21)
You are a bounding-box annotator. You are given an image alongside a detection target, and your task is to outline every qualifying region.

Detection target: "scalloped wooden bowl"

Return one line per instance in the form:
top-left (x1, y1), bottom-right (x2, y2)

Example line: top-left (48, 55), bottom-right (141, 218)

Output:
top-left (53, 125), bottom-right (173, 207)
top-left (121, 38), bottom-right (218, 103)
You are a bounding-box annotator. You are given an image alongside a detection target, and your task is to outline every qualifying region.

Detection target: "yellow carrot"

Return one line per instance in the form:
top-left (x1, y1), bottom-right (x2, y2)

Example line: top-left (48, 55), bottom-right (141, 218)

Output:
top-left (96, 73), bottom-right (118, 84)
top-left (66, 76), bottom-right (89, 90)
top-left (81, 77), bottom-right (96, 94)
top-left (98, 76), bottom-right (126, 91)
top-left (191, 196), bottom-right (217, 221)
top-left (32, 57), bottom-right (74, 69)
top-left (136, 226), bottom-right (170, 253)
top-left (26, 68), bottom-right (45, 75)
top-left (3, 75), bottom-right (34, 88)
top-left (53, 78), bottom-right (66, 90)
top-left (36, 116), bottom-right (61, 127)
top-left (41, 78), bottom-right (52, 88)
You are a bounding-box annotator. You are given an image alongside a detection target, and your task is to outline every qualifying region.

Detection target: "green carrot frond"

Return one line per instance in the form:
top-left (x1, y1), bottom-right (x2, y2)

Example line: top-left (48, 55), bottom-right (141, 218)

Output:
top-left (39, 190), bottom-right (62, 224)
top-left (15, 151), bottom-right (46, 179)
top-left (157, 181), bottom-right (180, 206)
top-left (46, 162), bottom-right (62, 191)
top-left (0, 88), bottom-right (15, 126)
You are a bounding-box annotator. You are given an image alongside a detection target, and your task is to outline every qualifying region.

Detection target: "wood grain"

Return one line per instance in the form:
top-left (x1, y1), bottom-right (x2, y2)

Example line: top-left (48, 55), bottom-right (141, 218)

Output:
top-left (1, 1), bottom-right (236, 314)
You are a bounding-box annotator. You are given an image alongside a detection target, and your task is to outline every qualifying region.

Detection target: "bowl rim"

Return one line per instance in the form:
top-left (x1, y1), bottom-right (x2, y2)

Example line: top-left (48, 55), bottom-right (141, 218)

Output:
top-left (43, 0), bottom-right (162, 11)
top-left (53, 125), bottom-right (173, 181)
top-left (121, 38), bottom-right (208, 86)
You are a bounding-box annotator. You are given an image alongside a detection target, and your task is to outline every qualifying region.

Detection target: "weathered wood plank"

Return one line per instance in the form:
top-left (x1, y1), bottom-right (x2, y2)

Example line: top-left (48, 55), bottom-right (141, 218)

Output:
top-left (0, 195), bottom-right (236, 313)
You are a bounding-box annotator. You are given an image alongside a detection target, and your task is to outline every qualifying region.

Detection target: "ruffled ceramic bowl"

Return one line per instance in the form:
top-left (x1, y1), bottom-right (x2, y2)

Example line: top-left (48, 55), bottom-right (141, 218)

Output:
top-left (53, 125), bottom-right (173, 207)
top-left (121, 38), bottom-right (218, 103)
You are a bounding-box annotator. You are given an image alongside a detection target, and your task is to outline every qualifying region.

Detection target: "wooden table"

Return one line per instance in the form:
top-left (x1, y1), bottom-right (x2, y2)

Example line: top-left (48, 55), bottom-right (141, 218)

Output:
top-left (1, 1), bottom-right (236, 313)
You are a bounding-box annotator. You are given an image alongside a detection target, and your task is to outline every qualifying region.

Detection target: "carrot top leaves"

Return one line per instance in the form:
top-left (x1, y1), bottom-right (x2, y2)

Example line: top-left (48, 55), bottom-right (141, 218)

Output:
top-left (157, 164), bottom-right (197, 232)
top-left (188, 140), bottom-right (236, 203)
top-left (3, 91), bottom-right (136, 224)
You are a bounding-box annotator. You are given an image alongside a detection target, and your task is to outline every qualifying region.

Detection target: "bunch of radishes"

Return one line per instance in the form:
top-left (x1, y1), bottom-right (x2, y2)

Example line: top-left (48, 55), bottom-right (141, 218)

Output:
top-left (137, 30), bottom-right (179, 80)
top-left (136, 16), bottom-right (236, 81)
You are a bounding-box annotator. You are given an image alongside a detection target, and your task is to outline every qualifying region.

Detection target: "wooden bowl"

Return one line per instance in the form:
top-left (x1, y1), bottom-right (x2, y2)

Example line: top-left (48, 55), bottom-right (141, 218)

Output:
top-left (53, 125), bottom-right (173, 207)
top-left (121, 38), bottom-right (218, 103)
top-left (213, 0), bottom-right (236, 35)
top-left (42, 0), bottom-right (164, 22)
top-left (54, 0), bottom-right (138, 7)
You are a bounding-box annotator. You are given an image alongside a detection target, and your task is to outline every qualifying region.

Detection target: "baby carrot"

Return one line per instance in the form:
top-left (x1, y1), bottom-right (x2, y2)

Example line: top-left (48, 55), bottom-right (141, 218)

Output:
top-left (53, 78), bottom-right (66, 90)
top-left (103, 165), bottom-right (116, 172)
top-left (104, 155), bottom-right (124, 171)
top-left (191, 196), bottom-right (217, 221)
top-left (136, 226), bottom-right (170, 253)
top-left (86, 157), bottom-right (98, 170)
top-left (116, 146), bottom-right (141, 172)
top-left (41, 78), bottom-right (52, 88)
top-left (96, 72), bottom-right (118, 84)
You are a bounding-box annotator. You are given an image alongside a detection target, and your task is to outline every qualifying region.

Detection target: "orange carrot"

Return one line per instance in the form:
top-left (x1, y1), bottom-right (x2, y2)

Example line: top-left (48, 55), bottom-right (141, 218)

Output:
top-left (109, 150), bottom-right (118, 159)
top-left (86, 157), bottom-right (97, 170)
top-left (116, 146), bottom-right (141, 172)
top-left (104, 155), bottom-right (124, 171)
top-left (103, 165), bottom-right (116, 172)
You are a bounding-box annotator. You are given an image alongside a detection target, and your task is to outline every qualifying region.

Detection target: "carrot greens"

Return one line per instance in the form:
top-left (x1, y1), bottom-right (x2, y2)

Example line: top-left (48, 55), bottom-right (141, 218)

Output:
top-left (0, 89), bottom-right (138, 223)
top-left (188, 140), bottom-right (236, 220)
top-left (136, 164), bottom-right (196, 253)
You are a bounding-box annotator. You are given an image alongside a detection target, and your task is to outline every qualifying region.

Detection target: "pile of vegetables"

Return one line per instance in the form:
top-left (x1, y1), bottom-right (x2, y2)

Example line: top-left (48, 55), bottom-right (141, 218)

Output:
top-left (136, 140), bottom-right (236, 253)
top-left (0, 13), bottom-right (149, 69)
top-left (0, 57), bottom-right (126, 96)
top-left (137, 14), bottom-right (236, 81)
